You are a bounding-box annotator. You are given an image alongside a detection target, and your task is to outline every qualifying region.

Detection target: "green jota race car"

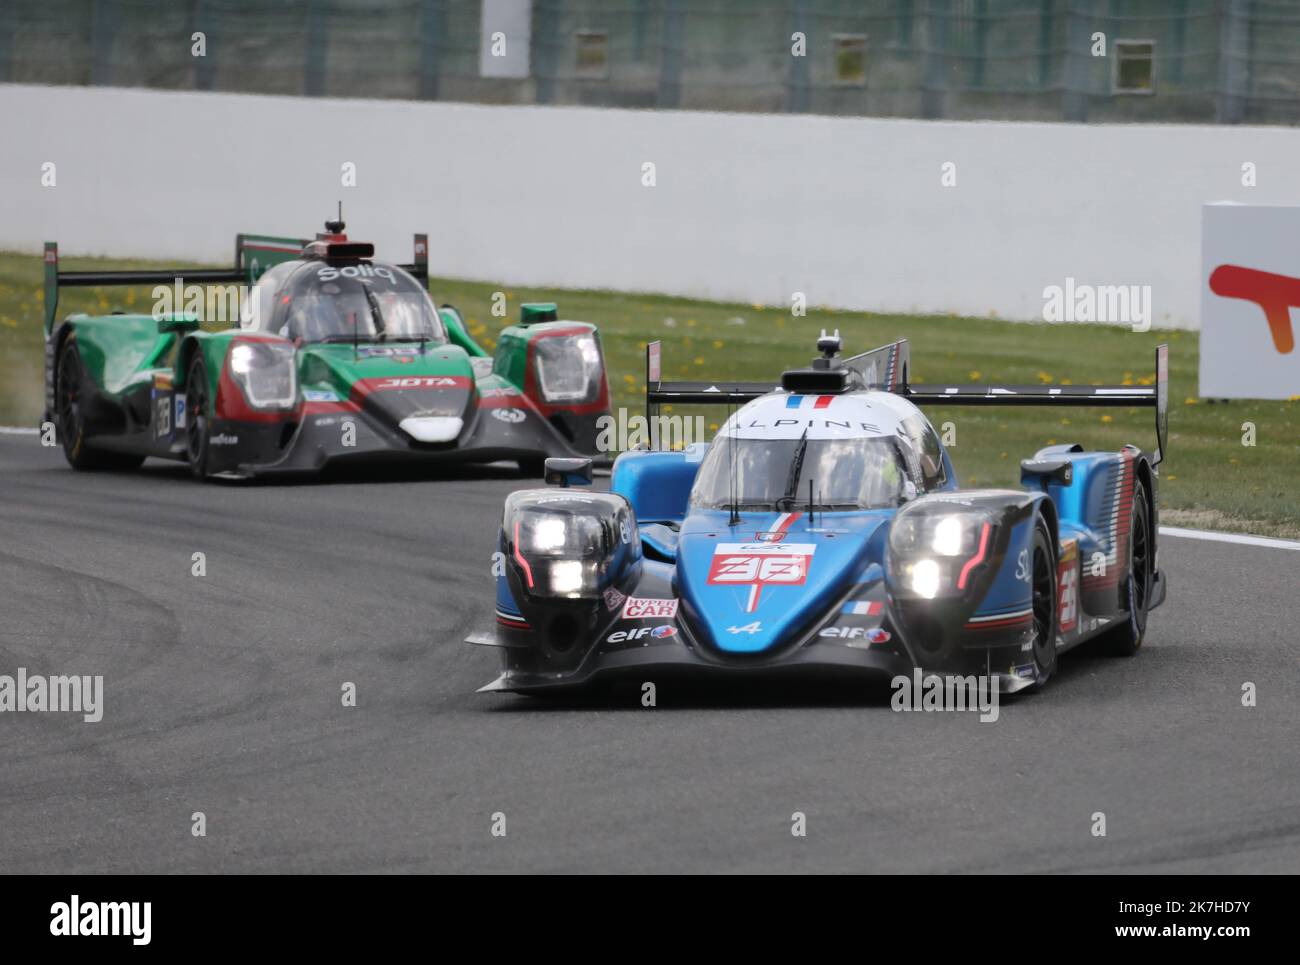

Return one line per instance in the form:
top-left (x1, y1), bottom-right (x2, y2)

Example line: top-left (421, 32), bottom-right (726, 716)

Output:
top-left (41, 218), bottom-right (611, 479)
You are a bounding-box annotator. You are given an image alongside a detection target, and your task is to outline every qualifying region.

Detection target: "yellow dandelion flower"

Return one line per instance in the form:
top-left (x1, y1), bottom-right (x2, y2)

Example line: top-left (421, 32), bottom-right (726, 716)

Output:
top-left (1101, 414), bottom-right (1113, 423)
top-left (968, 370), bottom-right (982, 381)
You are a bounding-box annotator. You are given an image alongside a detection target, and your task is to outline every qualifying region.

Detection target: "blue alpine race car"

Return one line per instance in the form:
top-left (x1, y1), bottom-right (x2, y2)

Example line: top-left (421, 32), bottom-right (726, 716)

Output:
top-left (470, 334), bottom-right (1169, 695)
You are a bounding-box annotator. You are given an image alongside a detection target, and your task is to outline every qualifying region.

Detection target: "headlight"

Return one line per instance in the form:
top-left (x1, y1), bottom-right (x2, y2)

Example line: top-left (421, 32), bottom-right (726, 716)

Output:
top-left (910, 558), bottom-right (942, 598)
top-left (507, 499), bottom-right (637, 601)
top-left (533, 334), bottom-right (604, 404)
top-left (229, 340), bottom-right (296, 409)
top-left (889, 503), bottom-right (994, 599)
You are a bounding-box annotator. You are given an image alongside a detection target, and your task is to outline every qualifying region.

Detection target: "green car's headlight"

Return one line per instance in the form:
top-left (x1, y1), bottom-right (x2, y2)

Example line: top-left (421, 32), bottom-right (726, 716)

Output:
top-left (228, 339), bottom-right (296, 409)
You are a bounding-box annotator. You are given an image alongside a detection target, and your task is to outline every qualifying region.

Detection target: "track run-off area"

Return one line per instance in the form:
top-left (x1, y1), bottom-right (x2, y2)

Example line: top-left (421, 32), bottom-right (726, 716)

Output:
top-left (1, 434), bottom-right (1297, 872)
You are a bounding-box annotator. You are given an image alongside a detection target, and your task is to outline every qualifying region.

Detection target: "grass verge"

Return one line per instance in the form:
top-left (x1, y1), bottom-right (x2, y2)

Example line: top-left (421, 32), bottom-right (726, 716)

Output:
top-left (2, 250), bottom-right (1296, 537)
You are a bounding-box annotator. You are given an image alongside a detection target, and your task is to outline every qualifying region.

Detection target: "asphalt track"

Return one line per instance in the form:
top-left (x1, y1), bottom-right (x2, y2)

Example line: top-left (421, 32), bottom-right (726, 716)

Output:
top-left (1, 434), bottom-right (1297, 874)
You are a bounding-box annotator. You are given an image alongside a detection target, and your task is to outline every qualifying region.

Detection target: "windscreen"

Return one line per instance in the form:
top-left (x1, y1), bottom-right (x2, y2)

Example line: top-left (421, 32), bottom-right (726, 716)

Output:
top-left (689, 435), bottom-right (910, 511)
top-left (278, 263), bottom-right (446, 344)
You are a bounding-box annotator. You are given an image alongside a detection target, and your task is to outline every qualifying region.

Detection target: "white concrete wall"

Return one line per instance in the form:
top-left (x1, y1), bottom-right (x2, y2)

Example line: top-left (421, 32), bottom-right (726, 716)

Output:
top-left (3, 83), bottom-right (1298, 328)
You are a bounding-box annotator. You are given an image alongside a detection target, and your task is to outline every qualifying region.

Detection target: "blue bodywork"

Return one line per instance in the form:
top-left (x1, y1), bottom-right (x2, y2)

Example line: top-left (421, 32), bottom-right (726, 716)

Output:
top-left (478, 427), bottom-right (1165, 695)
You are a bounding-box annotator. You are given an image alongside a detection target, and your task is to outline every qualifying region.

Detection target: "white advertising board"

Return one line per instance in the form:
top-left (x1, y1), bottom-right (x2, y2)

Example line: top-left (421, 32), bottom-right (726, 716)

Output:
top-left (1201, 203), bottom-right (1300, 399)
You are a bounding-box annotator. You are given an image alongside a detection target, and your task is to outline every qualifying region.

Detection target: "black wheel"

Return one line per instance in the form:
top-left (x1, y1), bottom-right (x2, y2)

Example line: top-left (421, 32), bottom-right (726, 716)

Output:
top-left (1027, 514), bottom-right (1058, 688)
top-left (517, 456), bottom-right (546, 478)
top-left (1097, 479), bottom-right (1151, 656)
top-left (55, 339), bottom-right (143, 472)
top-left (186, 353), bottom-right (212, 480)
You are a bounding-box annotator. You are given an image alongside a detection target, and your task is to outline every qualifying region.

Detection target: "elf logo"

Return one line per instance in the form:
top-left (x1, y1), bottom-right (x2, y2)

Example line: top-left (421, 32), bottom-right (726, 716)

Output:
top-left (1209, 265), bottom-right (1298, 353)
top-left (50, 895), bottom-right (151, 945)
top-left (606, 625), bottom-right (677, 643)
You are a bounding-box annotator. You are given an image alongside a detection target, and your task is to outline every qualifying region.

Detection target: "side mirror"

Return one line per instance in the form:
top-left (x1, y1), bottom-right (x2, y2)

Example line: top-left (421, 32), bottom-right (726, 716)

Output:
top-left (157, 313), bottom-right (200, 335)
top-left (544, 457), bottom-right (593, 488)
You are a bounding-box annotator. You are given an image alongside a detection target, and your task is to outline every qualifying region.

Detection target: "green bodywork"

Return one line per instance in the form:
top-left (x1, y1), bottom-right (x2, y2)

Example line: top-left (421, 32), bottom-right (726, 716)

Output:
top-left (493, 315), bottom-right (597, 389)
top-left (45, 238), bottom-right (591, 439)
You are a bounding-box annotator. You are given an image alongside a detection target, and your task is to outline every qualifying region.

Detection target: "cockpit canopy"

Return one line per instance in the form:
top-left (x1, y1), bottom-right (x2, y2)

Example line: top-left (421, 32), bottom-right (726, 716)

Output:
top-left (242, 259), bottom-right (447, 344)
top-left (689, 435), bottom-right (911, 512)
top-left (686, 390), bottom-right (949, 512)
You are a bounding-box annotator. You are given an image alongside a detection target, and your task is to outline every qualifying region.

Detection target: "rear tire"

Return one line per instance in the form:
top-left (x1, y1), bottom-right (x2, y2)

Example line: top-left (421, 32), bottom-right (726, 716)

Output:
top-left (55, 340), bottom-right (144, 472)
top-left (1027, 514), bottom-right (1059, 688)
top-left (1096, 480), bottom-right (1151, 657)
top-left (186, 353), bottom-right (213, 480)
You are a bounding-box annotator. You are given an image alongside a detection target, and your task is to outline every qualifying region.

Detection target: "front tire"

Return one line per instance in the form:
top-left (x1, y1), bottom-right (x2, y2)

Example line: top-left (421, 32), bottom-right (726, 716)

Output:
top-left (55, 340), bottom-right (144, 472)
top-left (1097, 479), bottom-right (1151, 656)
top-left (186, 353), bottom-right (213, 480)
top-left (1027, 514), bottom-right (1059, 688)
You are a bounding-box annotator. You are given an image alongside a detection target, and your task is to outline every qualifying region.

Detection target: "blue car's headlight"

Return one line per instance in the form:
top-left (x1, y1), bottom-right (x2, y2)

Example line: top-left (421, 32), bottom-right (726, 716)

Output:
top-left (889, 503), bottom-right (995, 599)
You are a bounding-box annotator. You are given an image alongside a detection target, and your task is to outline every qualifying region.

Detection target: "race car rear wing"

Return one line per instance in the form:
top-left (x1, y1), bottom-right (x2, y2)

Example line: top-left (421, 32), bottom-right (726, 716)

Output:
top-left (41, 232), bottom-right (430, 336)
top-left (644, 337), bottom-right (1169, 465)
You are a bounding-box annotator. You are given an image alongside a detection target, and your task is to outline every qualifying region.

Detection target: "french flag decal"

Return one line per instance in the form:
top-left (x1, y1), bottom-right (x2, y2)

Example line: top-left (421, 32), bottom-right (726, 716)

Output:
top-left (842, 600), bottom-right (884, 616)
top-left (785, 395), bottom-right (835, 409)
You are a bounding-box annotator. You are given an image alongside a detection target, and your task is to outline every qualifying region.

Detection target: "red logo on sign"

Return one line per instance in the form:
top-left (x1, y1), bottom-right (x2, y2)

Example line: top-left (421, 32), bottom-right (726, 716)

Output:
top-left (1209, 264), bottom-right (1298, 354)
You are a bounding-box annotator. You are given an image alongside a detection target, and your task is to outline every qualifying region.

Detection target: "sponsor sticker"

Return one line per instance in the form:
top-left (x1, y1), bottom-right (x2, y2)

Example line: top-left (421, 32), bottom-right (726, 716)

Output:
top-left (1057, 539), bottom-right (1079, 633)
top-left (841, 600), bottom-right (884, 617)
top-left (154, 395), bottom-right (171, 439)
top-left (621, 596), bottom-right (677, 620)
top-left (355, 344), bottom-right (424, 360)
top-left (372, 376), bottom-right (461, 390)
top-left (303, 388), bottom-right (340, 402)
top-left (491, 407), bottom-right (527, 424)
top-left (708, 542), bottom-right (815, 612)
top-left (819, 626), bottom-right (891, 644)
top-left (606, 625), bottom-right (676, 644)
top-left (603, 587), bottom-right (626, 612)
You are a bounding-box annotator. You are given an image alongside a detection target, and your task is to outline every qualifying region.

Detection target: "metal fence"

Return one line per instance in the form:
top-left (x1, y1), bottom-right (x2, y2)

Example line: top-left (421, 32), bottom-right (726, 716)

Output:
top-left (0, 0), bottom-right (1295, 124)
